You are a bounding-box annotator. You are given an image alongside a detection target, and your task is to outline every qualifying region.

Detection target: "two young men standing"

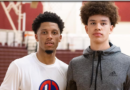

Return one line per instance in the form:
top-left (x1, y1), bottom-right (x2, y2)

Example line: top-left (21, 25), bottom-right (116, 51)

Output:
top-left (0, 1), bottom-right (130, 90)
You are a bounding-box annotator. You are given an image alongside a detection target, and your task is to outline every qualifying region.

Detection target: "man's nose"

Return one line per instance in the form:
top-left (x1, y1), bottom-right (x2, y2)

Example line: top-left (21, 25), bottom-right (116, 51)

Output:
top-left (95, 23), bottom-right (101, 31)
top-left (47, 33), bottom-right (52, 39)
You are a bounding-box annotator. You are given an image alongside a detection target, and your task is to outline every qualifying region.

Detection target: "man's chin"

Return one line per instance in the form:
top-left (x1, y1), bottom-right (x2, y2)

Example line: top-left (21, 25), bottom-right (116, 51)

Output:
top-left (93, 39), bottom-right (105, 44)
top-left (45, 50), bottom-right (54, 54)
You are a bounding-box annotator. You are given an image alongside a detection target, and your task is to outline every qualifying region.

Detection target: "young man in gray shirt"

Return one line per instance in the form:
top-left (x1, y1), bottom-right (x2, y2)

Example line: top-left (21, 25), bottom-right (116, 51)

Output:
top-left (67, 1), bottom-right (130, 90)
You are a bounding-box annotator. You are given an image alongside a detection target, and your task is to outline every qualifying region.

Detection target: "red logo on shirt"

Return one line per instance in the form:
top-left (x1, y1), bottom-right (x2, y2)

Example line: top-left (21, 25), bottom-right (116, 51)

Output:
top-left (39, 79), bottom-right (59, 90)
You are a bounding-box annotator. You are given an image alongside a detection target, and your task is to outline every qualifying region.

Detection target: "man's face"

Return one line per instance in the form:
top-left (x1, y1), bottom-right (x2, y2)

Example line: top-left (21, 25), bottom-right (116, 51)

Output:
top-left (85, 15), bottom-right (113, 44)
top-left (35, 22), bottom-right (62, 53)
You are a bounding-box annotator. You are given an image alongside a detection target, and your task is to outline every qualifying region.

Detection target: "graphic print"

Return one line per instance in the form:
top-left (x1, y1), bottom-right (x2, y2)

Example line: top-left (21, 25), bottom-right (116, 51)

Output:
top-left (39, 79), bottom-right (59, 90)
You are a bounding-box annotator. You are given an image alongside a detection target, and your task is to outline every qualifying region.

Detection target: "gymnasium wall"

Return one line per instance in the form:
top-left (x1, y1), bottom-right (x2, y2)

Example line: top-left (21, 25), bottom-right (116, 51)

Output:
top-left (0, 2), bottom-right (43, 31)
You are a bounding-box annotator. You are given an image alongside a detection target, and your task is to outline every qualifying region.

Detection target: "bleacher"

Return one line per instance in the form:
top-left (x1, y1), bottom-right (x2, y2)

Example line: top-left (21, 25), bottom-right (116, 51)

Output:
top-left (0, 45), bottom-right (28, 85)
top-left (56, 50), bottom-right (83, 64)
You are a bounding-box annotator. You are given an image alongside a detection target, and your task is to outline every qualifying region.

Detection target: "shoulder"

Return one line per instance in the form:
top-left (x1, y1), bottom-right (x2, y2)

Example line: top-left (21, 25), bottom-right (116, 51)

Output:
top-left (119, 53), bottom-right (130, 74)
top-left (70, 55), bottom-right (85, 64)
top-left (111, 52), bottom-right (130, 69)
top-left (13, 53), bottom-right (36, 68)
top-left (67, 55), bottom-right (87, 70)
top-left (117, 53), bottom-right (130, 63)
top-left (57, 59), bottom-right (68, 73)
top-left (56, 58), bottom-right (68, 70)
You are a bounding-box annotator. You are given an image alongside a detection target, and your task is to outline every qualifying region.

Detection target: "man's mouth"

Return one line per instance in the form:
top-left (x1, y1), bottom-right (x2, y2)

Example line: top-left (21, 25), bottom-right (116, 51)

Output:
top-left (93, 33), bottom-right (102, 37)
top-left (45, 42), bottom-right (54, 46)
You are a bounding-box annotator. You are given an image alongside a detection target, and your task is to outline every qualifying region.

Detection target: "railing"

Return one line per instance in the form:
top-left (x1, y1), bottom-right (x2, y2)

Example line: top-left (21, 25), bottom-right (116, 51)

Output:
top-left (0, 30), bottom-right (37, 54)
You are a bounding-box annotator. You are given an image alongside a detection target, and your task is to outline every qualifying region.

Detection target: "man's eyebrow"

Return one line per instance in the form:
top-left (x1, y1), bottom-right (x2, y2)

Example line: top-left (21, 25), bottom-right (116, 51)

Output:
top-left (41, 29), bottom-right (59, 31)
top-left (89, 19), bottom-right (108, 22)
top-left (89, 19), bottom-right (95, 22)
top-left (41, 29), bottom-right (46, 31)
top-left (101, 20), bottom-right (108, 22)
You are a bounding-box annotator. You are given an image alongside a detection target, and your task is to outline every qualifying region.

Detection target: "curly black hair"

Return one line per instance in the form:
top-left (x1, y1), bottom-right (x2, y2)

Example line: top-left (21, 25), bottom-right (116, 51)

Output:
top-left (80, 1), bottom-right (120, 27)
top-left (32, 11), bottom-right (64, 34)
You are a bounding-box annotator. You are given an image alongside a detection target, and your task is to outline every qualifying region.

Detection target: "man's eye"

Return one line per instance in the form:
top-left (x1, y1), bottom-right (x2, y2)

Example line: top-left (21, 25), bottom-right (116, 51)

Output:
top-left (91, 22), bottom-right (95, 25)
top-left (42, 31), bottom-right (47, 34)
top-left (53, 32), bottom-right (57, 34)
top-left (102, 23), bottom-right (106, 25)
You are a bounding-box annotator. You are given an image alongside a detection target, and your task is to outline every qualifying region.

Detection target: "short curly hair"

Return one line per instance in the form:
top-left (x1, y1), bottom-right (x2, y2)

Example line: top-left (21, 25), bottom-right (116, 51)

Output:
top-left (80, 1), bottom-right (119, 27)
top-left (32, 11), bottom-right (64, 34)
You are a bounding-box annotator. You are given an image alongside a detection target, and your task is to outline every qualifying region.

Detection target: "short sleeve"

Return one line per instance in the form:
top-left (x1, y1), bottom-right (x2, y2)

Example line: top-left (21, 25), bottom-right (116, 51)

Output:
top-left (0, 61), bottom-right (21, 90)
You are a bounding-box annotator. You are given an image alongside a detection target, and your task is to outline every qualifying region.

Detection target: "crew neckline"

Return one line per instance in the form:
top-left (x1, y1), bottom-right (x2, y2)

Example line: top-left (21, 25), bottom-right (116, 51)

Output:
top-left (33, 53), bottom-right (58, 68)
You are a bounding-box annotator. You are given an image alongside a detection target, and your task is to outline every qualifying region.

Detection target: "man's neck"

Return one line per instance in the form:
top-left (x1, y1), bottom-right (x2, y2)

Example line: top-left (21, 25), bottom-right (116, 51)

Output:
top-left (90, 41), bottom-right (110, 51)
top-left (36, 50), bottom-right (56, 65)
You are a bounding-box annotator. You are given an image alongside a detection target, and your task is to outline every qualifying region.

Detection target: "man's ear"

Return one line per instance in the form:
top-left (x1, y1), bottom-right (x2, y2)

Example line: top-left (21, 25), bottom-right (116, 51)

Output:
top-left (59, 35), bottom-right (62, 42)
top-left (35, 34), bottom-right (38, 42)
top-left (109, 25), bottom-right (114, 34)
top-left (85, 25), bottom-right (88, 34)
